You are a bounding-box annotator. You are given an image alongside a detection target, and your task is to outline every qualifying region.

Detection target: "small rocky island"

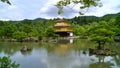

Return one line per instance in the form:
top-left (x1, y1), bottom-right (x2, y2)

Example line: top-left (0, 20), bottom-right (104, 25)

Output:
top-left (89, 48), bottom-right (117, 56)
top-left (20, 46), bottom-right (32, 52)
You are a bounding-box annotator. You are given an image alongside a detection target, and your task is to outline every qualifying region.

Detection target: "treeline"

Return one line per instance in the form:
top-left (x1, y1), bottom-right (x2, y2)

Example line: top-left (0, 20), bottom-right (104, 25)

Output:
top-left (68, 12), bottom-right (119, 25)
top-left (0, 19), bottom-right (58, 42)
top-left (0, 12), bottom-right (120, 42)
top-left (67, 12), bottom-right (120, 49)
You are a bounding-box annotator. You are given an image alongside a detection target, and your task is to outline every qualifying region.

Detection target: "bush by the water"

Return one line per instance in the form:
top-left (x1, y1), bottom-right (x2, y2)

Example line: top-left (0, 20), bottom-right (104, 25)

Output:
top-left (0, 56), bottom-right (19, 68)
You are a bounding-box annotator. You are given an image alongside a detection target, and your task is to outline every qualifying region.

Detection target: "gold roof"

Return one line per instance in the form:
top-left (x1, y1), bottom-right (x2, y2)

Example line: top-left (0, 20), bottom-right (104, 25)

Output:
top-left (54, 20), bottom-right (71, 27)
top-left (54, 27), bottom-right (73, 32)
top-left (54, 22), bottom-right (70, 27)
top-left (54, 20), bottom-right (73, 32)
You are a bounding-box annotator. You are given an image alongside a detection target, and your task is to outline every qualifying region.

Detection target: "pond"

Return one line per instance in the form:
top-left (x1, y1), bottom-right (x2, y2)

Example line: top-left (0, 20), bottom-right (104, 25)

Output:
top-left (0, 39), bottom-right (120, 68)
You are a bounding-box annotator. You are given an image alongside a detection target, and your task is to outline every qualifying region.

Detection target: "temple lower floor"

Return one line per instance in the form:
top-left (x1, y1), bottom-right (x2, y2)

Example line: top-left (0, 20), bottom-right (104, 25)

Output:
top-left (55, 32), bottom-right (73, 37)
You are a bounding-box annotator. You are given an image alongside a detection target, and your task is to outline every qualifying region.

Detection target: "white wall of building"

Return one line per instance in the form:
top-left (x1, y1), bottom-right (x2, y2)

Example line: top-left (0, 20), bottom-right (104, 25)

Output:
top-left (69, 32), bottom-right (73, 37)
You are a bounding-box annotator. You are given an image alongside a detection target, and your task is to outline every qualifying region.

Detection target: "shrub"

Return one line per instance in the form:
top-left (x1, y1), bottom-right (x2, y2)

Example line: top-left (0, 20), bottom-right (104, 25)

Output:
top-left (0, 56), bottom-right (19, 68)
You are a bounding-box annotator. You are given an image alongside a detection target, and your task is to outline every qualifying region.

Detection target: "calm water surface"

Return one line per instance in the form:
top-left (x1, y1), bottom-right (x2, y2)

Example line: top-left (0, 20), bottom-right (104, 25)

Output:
top-left (0, 39), bottom-right (120, 68)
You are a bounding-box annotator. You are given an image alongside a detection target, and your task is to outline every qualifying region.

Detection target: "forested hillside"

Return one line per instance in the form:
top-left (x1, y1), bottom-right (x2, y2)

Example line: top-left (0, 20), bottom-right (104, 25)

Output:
top-left (68, 12), bottom-right (119, 25)
top-left (0, 12), bottom-right (120, 42)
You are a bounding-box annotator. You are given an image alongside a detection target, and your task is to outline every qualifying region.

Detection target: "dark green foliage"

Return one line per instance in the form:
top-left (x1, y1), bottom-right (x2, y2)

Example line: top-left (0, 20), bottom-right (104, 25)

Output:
top-left (68, 13), bottom-right (119, 25)
top-left (0, 56), bottom-right (19, 68)
top-left (45, 27), bottom-right (54, 37)
top-left (72, 23), bottom-right (86, 36)
top-left (22, 25), bottom-right (33, 36)
top-left (0, 12), bottom-right (119, 42)
top-left (0, 28), bottom-right (4, 38)
top-left (115, 13), bottom-right (120, 36)
top-left (70, 16), bottom-right (100, 25)
top-left (116, 13), bottom-right (120, 25)
top-left (87, 20), bottom-right (117, 49)
top-left (38, 34), bottom-right (43, 41)
top-left (21, 19), bottom-right (33, 25)
top-left (45, 27), bottom-right (59, 38)
top-left (3, 24), bottom-right (17, 38)
top-left (100, 14), bottom-right (118, 22)
top-left (0, 0), bottom-right (11, 5)
top-left (12, 31), bottom-right (27, 42)
top-left (0, 19), bottom-right (55, 41)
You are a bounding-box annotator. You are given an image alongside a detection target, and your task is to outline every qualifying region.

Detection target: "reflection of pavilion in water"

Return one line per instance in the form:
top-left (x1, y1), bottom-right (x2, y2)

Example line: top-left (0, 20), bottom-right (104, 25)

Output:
top-left (57, 38), bottom-right (74, 44)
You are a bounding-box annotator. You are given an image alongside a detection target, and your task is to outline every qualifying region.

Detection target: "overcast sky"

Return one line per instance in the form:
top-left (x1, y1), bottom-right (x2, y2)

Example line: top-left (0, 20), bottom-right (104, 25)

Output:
top-left (0, 0), bottom-right (120, 20)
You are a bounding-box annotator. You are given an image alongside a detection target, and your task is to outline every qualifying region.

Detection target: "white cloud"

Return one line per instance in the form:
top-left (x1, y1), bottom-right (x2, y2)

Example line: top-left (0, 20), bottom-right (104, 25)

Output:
top-left (0, 0), bottom-right (120, 20)
top-left (39, 0), bottom-right (120, 19)
top-left (39, 0), bottom-right (60, 18)
top-left (0, 0), bottom-right (48, 20)
top-left (85, 0), bottom-right (120, 16)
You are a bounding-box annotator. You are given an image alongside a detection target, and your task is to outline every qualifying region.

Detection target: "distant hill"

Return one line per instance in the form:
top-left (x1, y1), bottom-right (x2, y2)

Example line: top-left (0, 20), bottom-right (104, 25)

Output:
top-left (33, 18), bottom-right (46, 21)
top-left (68, 12), bottom-right (120, 25)
top-left (7, 18), bottom-right (46, 23)
top-left (1, 12), bottom-right (119, 25)
top-left (100, 13), bottom-right (119, 21)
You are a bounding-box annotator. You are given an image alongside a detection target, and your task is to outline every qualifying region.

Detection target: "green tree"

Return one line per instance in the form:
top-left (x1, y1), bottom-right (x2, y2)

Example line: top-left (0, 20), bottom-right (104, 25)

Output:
top-left (21, 19), bottom-right (33, 25)
top-left (0, 28), bottom-right (4, 38)
top-left (46, 27), bottom-right (55, 37)
top-left (73, 24), bottom-right (86, 36)
top-left (12, 31), bottom-right (27, 42)
top-left (115, 13), bottom-right (120, 36)
top-left (3, 24), bottom-right (17, 38)
top-left (22, 25), bottom-right (33, 36)
top-left (46, 27), bottom-right (59, 38)
top-left (28, 28), bottom-right (39, 37)
top-left (0, 56), bottom-right (19, 68)
top-left (88, 21), bottom-right (116, 49)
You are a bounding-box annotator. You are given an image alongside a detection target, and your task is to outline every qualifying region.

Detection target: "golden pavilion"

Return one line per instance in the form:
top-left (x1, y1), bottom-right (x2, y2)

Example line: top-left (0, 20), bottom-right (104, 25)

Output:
top-left (54, 20), bottom-right (73, 37)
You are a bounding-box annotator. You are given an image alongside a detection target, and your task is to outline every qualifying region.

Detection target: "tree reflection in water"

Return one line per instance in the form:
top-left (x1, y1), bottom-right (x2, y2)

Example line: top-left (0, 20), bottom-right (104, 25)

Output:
top-left (89, 55), bottom-right (114, 68)
top-left (20, 50), bottom-right (32, 56)
top-left (0, 42), bottom-right (33, 56)
top-left (0, 39), bottom-right (120, 68)
top-left (112, 43), bottom-right (120, 67)
top-left (0, 42), bottom-right (21, 56)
